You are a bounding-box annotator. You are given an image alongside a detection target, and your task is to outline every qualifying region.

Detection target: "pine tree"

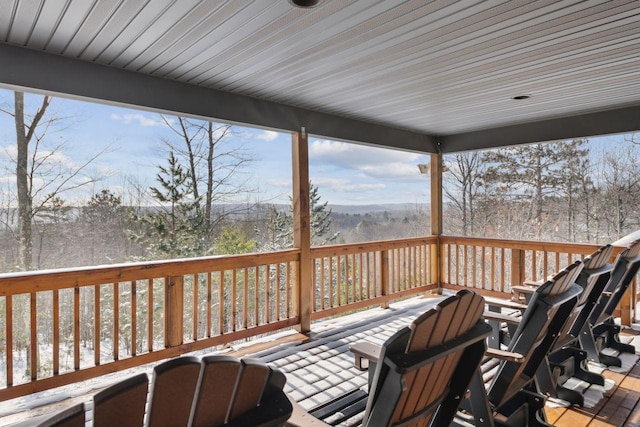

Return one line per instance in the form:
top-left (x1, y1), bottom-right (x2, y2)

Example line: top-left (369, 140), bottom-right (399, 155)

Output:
top-left (481, 141), bottom-right (590, 239)
top-left (129, 152), bottom-right (205, 259)
top-left (256, 182), bottom-right (339, 250)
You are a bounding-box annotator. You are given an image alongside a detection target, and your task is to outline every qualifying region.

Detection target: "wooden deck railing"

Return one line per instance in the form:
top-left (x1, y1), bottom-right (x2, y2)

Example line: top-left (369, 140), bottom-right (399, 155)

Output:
top-left (0, 235), bottom-right (636, 401)
top-left (0, 250), bottom-right (301, 401)
top-left (439, 236), bottom-right (607, 296)
top-left (311, 237), bottom-right (438, 320)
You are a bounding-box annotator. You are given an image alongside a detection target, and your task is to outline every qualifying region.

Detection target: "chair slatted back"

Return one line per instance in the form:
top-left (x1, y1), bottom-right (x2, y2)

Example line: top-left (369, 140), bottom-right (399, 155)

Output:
top-left (365, 290), bottom-right (490, 427)
top-left (93, 373), bottom-right (148, 426)
top-left (145, 356), bottom-right (202, 426)
top-left (191, 356), bottom-right (291, 427)
top-left (596, 239), bottom-right (640, 321)
top-left (36, 403), bottom-right (84, 427)
top-left (190, 356), bottom-right (242, 427)
top-left (566, 244), bottom-right (615, 338)
top-left (487, 260), bottom-right (583, 406)
top-left (228, 359), bottom-right (271, 420)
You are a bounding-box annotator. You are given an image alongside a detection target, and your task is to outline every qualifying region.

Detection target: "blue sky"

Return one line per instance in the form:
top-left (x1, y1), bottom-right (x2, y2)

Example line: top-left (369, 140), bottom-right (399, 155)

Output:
top-left (0, 88), bottom-right (433, 207)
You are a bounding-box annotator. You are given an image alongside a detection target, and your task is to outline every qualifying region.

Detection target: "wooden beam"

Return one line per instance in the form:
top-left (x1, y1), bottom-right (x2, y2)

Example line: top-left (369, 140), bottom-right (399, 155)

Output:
top-left (292, 131), bottom-right (312, 333)
top-left (440, 105), bottom-right (640, 153)
top-left (0, 43), bottom-right (438, 154)
top-left (429, 153), bottom-right (443, 236)
top-left (430, 154), bottom-right (443, 291)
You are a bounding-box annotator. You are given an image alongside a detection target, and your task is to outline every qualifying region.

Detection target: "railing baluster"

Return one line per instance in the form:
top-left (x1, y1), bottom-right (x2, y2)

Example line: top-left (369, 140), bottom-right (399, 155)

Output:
top-left (320, 257), bottom-right (326, 310)
top-left (284, 263), bottom-right (290, 318)
top-left (53, 290), bottom-right (60, 374)
top-left (244, 268), bottom-right (249, 328)
top-left (358, 253), bottom-right (364, 300)
top-left (489, 246), bottom-right (499, 291)
top-left (254, 267), bottom-right (259, 326)
top-left (231, 270), bottom-right (237, 331)
top-left (113, 283), bottom-right (119, 362)
top-left (93, 285), bottom-right (100, 366)
top-left (30, 292), bottom-right (37, 380)
top-left (193, 274), bottom-right (198, 341)
top-left (73, 286), bottom-right (80, 370)
top-left (219, 271), bottom-right (224, 334)
top-left (147, 279), bottom-right (153, 352)
top-left (329, 258), bottom-right (334, 308)
top-left (265, 266), bottom-right (270, 323)
top-left (131, 281), bottom-right (137, 356)
top-left (6, 296), bottom-right (12, 387)
top-left (275, 264), bottom-right (281, 321)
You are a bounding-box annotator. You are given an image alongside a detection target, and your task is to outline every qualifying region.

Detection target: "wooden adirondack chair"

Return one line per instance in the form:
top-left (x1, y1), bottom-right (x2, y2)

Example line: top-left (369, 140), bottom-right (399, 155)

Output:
top-left (542, 245), bottom-right (615, 405)
top-left (190, 355), bottom-right (292, 427)
top-left (507, 245), bottom-right (615, 405)
top-left (36, 403), bottom-right (85, 427)
top-left (583, 239), bottom-right (640, 366)
top-left (461, 261), bottom-right (583, 427)
top-left (93, 372), bottom-right (149, 425)
top-left (288, 290), bottom-right (492, 427)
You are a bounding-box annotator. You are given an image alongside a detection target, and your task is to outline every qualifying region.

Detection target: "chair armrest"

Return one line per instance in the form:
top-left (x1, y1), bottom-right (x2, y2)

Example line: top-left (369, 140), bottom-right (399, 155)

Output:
top-left (349, 341), bottom-right (381, 371)
top-left (484, 296), bottom-right (528, 311)
top-left (285, 396), bottom-right (332, 427)
top-left (486, 348), bottom-right (524, 363)
top-left (483, 311), bottom-right (521, 325)
top-left (522, 279), bottom-right (542, 287)
top-left (511, 285), bottom-right (537, 296)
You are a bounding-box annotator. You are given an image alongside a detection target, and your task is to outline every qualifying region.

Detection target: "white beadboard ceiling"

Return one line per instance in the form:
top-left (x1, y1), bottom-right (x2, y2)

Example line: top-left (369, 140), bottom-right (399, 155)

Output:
top-left (0, 0), bottom-right (639, 153)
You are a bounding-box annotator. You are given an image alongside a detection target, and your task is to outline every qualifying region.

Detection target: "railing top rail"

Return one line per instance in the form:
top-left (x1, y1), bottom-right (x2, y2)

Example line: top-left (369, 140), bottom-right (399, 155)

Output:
top-left (0, 249), bottom-right (300, 295)
top-left (311, 236), bottom-right (437, 257)
top-left (440, 235), bottom-right (618, 254)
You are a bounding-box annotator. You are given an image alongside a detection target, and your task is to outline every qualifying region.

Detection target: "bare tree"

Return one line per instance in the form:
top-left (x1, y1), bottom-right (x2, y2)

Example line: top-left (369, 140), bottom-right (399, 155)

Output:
top-left (160, 116), bottom-right (254, 236)
top-left (596, 145), bottom-right (640, 239)
top-left (443, 152), bottom-right (484, 236)
top-left (1, 91), bottom-right (105, 270)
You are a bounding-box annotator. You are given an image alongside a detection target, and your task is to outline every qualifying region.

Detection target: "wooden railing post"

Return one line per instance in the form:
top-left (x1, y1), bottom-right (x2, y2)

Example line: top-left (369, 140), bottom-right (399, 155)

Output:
top-left (292, 130), bottom-right (312, 333)
top-left (164, 275), bottom-right (184, 347)
top-left (380, 249), bottom-right (390, 309)
top-left (510, 249), bottom-right (525, 290)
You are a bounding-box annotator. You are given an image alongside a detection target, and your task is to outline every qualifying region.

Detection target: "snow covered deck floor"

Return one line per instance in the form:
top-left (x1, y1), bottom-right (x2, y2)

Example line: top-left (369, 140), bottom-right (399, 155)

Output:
top-left (1, 294), bottom-right (640, 426)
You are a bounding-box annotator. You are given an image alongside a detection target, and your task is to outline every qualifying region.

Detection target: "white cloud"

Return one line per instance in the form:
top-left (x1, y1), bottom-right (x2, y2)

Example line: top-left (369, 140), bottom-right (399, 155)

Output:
top-left (310, 139), bottom-right (425, 182)
top-left (312, 177), bottom-right (386, 193)
top-left (256, 130), bottom-right (279, 142)
top-left (110, 113), bottom-right (170, 127)
top-left (265, 179), bottom-right (291, 188)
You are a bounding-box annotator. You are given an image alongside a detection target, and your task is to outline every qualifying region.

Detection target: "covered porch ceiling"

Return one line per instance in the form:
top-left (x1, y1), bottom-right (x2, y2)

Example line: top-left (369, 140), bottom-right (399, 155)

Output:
top-left (0, 0), bottom-right (639, 154)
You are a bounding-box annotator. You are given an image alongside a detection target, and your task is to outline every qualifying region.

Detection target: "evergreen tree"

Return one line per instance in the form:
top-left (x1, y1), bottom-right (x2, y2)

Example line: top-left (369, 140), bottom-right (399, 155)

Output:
top-left (256, 182), bottom-right (339, 250)
top-left (481, 140), bottom-right (589, 239)
top-left (214, 225), bottom-right (256, 255)
top-left (129, 152), bottom-right (205, 259)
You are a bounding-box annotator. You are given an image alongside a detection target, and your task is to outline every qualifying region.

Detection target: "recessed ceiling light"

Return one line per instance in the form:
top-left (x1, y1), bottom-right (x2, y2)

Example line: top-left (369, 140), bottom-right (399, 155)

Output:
top-left (512, 94), bottom-right (531, 100)
top-left (289, 0), bottom-right (320, 8)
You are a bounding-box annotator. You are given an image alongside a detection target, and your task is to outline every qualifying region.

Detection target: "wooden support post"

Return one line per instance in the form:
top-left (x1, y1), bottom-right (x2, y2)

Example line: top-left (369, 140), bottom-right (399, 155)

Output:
top-left (511, 249), bottom-right (525, 289)
top-left (380, 250), bottom-right (390, 309)
top-left (164, 275), bottom-right (184, 347)
top-left (430, 153), bottom-right (443, 292)
top-left (292, 130), bottom-right (312, 333)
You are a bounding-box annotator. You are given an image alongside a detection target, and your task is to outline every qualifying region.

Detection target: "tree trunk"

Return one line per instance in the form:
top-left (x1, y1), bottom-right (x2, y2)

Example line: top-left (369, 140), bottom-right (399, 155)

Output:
top-left (205, 122), bottom-right (215, 229)
top-left (14, 92), bottom-right (33, 270)
top-left (13, 91), bottom-right (52, 270)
